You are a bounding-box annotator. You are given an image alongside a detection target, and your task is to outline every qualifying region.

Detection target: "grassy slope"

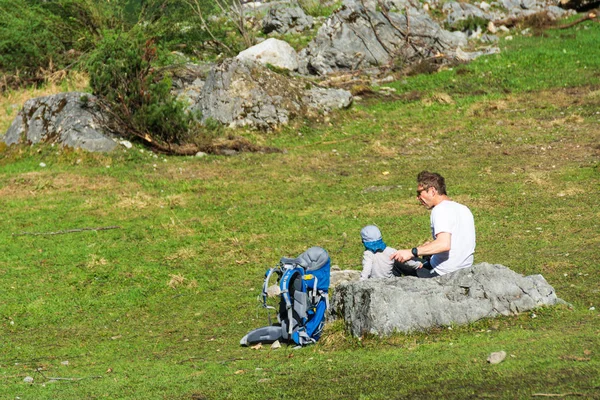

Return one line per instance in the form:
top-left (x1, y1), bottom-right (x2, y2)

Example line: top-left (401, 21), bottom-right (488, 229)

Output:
top-left (0, 22), bottom-right (599, 399)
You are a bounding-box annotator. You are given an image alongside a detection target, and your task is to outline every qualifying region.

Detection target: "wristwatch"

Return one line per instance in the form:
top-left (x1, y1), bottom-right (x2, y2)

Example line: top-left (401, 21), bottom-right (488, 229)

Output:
top-left (411, 247), bottom-right (418, 257)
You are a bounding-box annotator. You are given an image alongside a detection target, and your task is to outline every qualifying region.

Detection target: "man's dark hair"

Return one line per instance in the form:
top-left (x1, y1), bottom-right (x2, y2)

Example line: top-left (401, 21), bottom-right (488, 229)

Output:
top-left (417, 171), bottom-right (447, 195)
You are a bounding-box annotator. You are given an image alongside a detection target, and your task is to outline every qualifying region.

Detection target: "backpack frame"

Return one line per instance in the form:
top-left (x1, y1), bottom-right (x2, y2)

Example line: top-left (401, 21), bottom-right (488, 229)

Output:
top-left (241, 247), bottom-right (331, 347)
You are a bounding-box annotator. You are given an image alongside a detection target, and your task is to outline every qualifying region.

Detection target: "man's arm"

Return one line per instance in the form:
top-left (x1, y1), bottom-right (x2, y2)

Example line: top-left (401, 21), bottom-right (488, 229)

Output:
top-left (390, 232), bottom-right (451, 263)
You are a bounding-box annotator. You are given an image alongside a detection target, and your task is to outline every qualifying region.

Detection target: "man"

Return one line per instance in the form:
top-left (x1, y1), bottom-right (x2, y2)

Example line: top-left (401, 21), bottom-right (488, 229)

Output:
top-left (391, 171), bottom-right (476, 278)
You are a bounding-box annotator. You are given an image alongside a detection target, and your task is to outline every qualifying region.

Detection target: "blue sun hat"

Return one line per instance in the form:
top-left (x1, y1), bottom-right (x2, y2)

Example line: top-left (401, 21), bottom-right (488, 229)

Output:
top-left (360, 225), bottom-right (387, 253)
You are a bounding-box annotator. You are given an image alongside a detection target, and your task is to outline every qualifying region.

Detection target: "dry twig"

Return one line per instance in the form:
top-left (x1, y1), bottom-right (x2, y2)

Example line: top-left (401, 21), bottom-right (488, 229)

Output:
top-left (13, 226), bottom-right (121, 237)
top-left (557, 10), bottom-right (598, 29)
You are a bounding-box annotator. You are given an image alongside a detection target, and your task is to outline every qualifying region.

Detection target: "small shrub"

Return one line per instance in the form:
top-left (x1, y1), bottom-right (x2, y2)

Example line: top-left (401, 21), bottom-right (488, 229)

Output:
top-left (265, 63), bottom-right (291, 76)
top-left (298, 0), bottom-right (342, 17)
top-left (449, 16), bottom-right (489, 32)
top-left (0, 0), bottom-right (105, 89)
top-left (86, 27), bottom-right (193, 146)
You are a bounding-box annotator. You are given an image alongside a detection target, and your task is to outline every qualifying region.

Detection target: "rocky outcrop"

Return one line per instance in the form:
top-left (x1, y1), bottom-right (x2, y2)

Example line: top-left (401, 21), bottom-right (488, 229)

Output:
top-left (3, 92), bottom-right (117, 152)
top-left (298, 0), bottom-right (466, 75)
top-left (443, 0), bottom-right (573, 31)
top-left (193, 57), bottom-right (352, 129)
top-left (262, 5), bottom-right (314, 34)
top-left (331, 263), bottom-right (564, 336)
top-left (170, 62), bottom-right (214, 106)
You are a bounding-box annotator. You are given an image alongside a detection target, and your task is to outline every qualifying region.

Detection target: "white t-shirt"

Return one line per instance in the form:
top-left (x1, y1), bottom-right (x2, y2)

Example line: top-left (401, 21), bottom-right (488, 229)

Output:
top-left (430, 200), bottom-right (476, 276)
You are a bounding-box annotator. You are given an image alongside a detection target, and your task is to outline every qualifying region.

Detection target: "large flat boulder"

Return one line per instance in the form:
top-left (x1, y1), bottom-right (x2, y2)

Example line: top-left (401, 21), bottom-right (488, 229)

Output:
top-left (331, 263), bottom-right (564, 336)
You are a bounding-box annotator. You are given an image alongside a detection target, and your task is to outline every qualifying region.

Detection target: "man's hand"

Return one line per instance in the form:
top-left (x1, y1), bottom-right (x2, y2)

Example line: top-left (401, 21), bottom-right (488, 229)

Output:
top-left (390, 249), bottom-right (414, 263)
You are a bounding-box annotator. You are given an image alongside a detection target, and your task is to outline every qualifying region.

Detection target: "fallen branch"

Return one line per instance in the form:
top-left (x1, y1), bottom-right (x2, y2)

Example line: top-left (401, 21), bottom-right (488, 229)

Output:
top-left (296, 137), bottom-right (355, 148)
top-left (35, 368), bottom-right (102, 382)
top-left (13, 226), bottom-right (121, 237)
top-left (46, 376), bottom-right (103, 382)
top-left (557, 10), bottom-right (598, 29)
top-left (532, 393), bottom-right (584, 397)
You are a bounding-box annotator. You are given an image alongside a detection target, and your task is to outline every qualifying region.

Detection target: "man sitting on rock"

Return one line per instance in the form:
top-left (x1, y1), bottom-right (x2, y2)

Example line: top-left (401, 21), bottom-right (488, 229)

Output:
top-left (391, 171), bottom-right (476, 278)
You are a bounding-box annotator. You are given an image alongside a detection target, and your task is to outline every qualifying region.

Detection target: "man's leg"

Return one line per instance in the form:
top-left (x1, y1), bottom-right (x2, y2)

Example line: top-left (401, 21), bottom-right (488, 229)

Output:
top-left (416, 267), bottom-right (439, 278)
top-left (393, 258), bottom-right (425, 277)
top-left (394, 258), bottom-right (439, 278)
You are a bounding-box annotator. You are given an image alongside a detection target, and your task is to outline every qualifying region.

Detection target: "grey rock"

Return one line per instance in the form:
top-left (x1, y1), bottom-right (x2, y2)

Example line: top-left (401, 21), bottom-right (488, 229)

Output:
top-left (237, 38), bottom-right (299, 71)
top-left (358, 0), bottom-right (423, 13)
top-left (546, 5), bottom-right (570, 19)
top-left (383, 0), bottom-right (423, 12)
top-left (330, 263), bottom-right (563, 336)
top-left (480, 33), bottom-right (499, 43)
top-left (170, 63), bottom-right (213, 106)
top-left (303, 87), bottom-right (353, 113)
top-left (456, 46), bottom-right (501, 61)
top-left (298, 0), bottom-right (466, 76)
top-left (487, 350), bottom-right (507, 364)
top-left (443, 1), bottom-right (488, 26)
top-left (195, 57), bottom-right (352, 130)
top-left (262, 5), bottom-right (314, 34)
top-left (195, 58), bottom-right (303, 129)
top-left (330, 269), bottom-right (361, 288)
top-left (3, 92), bottom-right (116, 152)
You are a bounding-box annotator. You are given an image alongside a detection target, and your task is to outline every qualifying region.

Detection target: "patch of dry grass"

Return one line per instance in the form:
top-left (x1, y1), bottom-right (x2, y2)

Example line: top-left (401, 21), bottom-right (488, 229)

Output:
top-left (165, 247), bottom-right (198, 262)
top-left (167, 273), bottom-right (198, 289)
top-left (0, 171), bottom-right (122, 198)
top-left (0, 72), bottom-right (89, 134)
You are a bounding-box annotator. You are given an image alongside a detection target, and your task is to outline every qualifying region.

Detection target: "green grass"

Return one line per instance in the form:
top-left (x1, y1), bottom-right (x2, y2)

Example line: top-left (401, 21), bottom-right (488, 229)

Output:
top-left (1, 22), bottom-right (599, 399)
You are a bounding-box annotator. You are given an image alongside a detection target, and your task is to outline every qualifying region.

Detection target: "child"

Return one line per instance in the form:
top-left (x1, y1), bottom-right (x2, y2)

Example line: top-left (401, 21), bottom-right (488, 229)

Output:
top-left (360, 225), bottom-right (398, 280)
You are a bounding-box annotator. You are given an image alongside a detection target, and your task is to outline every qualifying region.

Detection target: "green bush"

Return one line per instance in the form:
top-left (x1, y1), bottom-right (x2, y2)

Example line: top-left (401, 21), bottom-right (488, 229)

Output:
top-left (0, 0), bottom-right (107, 87)
top-left (298, 0), bottom-right (342, 17)
top-left (86, 27), bottom-right (193, 146)
top-left (448, 16), bottom-right (490, 32)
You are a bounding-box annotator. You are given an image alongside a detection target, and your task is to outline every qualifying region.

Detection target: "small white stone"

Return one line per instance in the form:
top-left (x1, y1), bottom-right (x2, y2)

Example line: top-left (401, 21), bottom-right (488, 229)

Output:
top-left (24, 376), bottom-right (34, 383)
top-left (487, 351), bottom-right (507, 364)
top-left (120, 140), bottom-right (133, 149)
top-left (590, 307), bottom-right (596, 311)
top-left (39, 162), bottom-right (46, 168)
top-left (271, 340), bottom-right (281, 349)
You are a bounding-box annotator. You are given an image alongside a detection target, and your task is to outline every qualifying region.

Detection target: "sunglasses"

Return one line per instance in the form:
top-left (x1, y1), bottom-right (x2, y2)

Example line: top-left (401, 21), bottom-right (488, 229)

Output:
top-left (416, 187), bottom-right (430, 197)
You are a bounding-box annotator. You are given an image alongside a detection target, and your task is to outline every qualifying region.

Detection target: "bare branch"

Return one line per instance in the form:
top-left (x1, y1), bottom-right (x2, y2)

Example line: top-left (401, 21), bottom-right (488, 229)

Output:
top-left (13, 226), bottom-right (121, 237)
top-left (181, 0), bottom-right (233, 54)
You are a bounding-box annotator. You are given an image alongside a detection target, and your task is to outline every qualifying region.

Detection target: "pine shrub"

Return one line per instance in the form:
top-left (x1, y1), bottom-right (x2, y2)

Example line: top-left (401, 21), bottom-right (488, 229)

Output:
top-left (86, 27), bottom-right (193, 146)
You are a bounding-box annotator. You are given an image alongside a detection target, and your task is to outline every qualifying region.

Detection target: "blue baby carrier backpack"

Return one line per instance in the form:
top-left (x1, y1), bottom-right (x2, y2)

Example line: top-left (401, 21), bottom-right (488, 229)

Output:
top-left (240, 247), bottom-right (331, 347)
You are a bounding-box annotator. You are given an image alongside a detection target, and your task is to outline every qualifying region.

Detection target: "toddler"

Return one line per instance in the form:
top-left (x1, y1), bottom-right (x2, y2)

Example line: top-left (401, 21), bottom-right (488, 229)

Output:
top-left (360, 225), bottom-right (398, 280)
